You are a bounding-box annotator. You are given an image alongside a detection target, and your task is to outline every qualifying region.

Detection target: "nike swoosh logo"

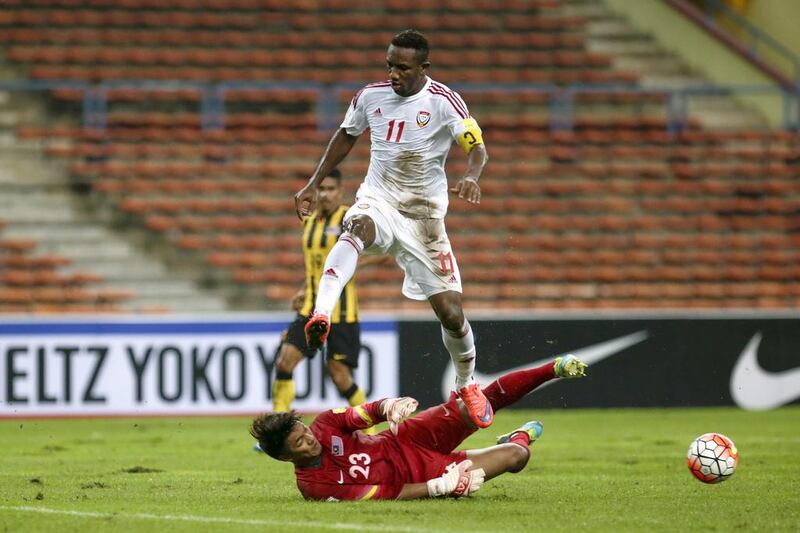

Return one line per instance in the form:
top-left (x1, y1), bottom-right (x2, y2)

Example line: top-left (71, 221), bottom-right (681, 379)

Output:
top-left (337, 471), bottom-right (344, 484)
top-left (730, 332), bottom-right (800, 410)
top-left (479, 402), bottom-right (492, 422)
top-left (441, 330), bottom-right (649, 401)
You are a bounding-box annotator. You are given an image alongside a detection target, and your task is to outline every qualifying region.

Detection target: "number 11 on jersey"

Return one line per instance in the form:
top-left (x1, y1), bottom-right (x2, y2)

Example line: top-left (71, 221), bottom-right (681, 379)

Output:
top-left (386, 120), bottom-right (405, 143)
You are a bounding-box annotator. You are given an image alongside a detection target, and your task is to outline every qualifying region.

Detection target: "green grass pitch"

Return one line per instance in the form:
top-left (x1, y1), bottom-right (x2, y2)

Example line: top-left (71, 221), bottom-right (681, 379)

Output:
top-left (1, 407), bottom-right (798, 532)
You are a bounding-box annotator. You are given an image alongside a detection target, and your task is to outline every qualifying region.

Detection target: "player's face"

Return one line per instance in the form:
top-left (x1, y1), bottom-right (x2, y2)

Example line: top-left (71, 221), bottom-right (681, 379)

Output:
top-left (283, 421), bottom-right (322, 463)
top-left (316, 177), bottom-right (341, 215)
top-left (386, 45), bottom-right (429, 97)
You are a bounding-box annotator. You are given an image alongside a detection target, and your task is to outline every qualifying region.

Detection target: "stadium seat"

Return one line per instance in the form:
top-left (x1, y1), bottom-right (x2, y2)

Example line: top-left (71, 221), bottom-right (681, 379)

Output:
top-left (4, 0), bottom-right (800, 312)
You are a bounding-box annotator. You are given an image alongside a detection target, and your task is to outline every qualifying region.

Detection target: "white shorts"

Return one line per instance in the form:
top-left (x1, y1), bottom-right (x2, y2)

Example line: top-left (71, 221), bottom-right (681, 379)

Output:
top-left (345, 183), bottom-right (462, 300)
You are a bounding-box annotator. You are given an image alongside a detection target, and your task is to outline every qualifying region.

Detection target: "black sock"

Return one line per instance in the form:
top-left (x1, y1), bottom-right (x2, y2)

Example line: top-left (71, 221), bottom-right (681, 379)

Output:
top-left (341, 383), bottom-right (359, 400)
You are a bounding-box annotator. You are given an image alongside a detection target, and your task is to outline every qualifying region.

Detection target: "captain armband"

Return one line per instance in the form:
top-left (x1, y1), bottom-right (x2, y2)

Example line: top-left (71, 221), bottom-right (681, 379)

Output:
top-left (455, 117), bottom-right (484, 154)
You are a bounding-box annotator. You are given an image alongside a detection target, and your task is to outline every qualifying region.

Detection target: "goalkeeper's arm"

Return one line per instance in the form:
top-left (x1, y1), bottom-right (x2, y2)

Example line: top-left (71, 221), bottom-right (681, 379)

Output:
top-left (315, 397), bottom-right (417, 434)
top-left (395, 460), bottom-right (485, 500)
top-left (395, 483), bottom-right (433, 500)
top-left (381, 397), bottom-right (418, 434)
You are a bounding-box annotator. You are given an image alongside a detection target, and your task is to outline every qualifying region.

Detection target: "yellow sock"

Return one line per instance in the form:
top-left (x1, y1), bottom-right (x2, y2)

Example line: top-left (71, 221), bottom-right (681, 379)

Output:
top-left (272, 379), bottom-right (295, 412)
top-left (347, 387), bottom-right (367, 407)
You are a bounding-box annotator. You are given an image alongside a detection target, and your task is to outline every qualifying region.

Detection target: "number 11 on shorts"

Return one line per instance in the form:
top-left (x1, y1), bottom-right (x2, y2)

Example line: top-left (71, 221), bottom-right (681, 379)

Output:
top-left (386, 120), bottom-right (405, 143)
top-left (437, 251), bottom-right (454, 274)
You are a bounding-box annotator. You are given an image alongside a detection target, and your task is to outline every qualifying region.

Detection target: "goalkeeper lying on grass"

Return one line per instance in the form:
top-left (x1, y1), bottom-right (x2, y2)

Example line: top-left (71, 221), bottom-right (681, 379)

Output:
top-left (250, 355), bottom-right (586, 500)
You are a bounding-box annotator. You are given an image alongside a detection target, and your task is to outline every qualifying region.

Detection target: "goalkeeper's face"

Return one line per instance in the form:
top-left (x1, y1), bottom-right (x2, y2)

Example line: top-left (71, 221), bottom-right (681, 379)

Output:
top-left (386, 45), bottom-right (429, 97)
top-left (282, 421), bottom-right (322, 464)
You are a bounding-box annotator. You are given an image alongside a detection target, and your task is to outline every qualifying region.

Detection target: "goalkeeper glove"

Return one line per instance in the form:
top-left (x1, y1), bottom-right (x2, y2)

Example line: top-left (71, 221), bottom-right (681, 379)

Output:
top-left (383, 397), bottom-right (418, 435)
top-left (426, 460), bottom-right (485, 498)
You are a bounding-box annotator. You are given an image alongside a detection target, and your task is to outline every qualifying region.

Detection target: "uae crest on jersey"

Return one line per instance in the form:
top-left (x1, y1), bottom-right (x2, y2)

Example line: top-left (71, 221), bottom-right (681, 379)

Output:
top-left (416, 110), bottom-right (431, 128)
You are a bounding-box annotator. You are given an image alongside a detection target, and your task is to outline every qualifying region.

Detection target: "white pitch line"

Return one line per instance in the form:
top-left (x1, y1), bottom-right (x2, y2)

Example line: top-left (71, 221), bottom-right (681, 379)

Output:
top-left (0, 505), bottom-right (481, 533)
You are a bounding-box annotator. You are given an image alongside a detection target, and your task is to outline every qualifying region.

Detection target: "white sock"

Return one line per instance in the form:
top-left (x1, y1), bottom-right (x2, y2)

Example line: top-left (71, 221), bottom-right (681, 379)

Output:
top-left (441, 320), bottom-right (476, 390)
top-left (314, 233), bottom-right (362, 316)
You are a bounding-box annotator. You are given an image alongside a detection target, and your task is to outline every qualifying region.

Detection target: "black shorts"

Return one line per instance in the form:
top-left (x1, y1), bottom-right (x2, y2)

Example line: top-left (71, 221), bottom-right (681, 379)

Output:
top-left (284, 314), bottom-right (361, 368)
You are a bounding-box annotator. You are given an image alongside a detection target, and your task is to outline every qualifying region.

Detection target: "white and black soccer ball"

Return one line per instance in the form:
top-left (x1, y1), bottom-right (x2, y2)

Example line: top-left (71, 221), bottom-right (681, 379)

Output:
top-left (687, 433), bottom-right (739, 484)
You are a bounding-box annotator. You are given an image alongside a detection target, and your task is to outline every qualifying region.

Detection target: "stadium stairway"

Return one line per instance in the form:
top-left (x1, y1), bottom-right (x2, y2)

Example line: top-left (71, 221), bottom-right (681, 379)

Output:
top-left (0, 91), bottom-right (230, 313)
top-left (582, 0), bottom-right (768, 129)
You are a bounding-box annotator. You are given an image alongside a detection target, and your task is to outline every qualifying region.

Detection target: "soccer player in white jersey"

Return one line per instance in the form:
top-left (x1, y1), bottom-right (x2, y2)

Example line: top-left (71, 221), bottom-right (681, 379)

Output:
top-left (294, 29), bottom-right (492, 428)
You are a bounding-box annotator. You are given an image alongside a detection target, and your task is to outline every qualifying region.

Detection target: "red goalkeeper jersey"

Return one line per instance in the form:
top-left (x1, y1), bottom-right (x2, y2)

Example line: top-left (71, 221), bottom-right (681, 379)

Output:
top-left (294, 397), bottom-right (470, 501)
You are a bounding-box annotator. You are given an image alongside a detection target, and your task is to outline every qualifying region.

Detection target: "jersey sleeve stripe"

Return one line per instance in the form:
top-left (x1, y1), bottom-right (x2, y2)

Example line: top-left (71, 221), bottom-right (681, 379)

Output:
top-left (354, 404), bottom-right (374, 425)
top-left (359, 486), bottom-right (379, 500)
top-left (429, 82), bottom-right (469, 116)
top-left (352, 81), bottom-right (392, 107)
top-left (427, 86), bottom-right (468, 119)
top-left (430, 82), bottom-right (469, 111)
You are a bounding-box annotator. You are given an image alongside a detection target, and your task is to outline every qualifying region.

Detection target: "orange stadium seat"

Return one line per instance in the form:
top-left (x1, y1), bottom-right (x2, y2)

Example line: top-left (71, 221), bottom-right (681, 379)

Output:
top-left (4, 1), bottom-right (800, 311)
top-left (0, 232), bottom-right (128, 312)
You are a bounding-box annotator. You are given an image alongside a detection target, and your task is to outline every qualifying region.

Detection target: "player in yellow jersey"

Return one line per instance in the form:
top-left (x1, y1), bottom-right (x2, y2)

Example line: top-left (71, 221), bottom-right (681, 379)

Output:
top-left (273, 169), bottom-right (372, 416)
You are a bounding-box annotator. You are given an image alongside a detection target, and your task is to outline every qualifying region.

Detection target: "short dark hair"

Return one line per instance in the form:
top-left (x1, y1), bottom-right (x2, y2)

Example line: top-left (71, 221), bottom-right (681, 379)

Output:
top-left (325, 167), bottom-right (342, 184)
top-left (250, 411), bottom-right (302, 459)
top-left (390, 29), bottom-right (429, 64)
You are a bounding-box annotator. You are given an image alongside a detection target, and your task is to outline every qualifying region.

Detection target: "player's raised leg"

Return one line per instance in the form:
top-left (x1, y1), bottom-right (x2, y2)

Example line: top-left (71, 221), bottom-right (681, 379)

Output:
top-left (553, 354), bottom-right (588, 378)
top-left (306, 234), bottom-right (363, 349)
top-left (304, 313), bottom-right (332, 351)
top-left (305, 215), bottom-right (376, 349)
top-left (459, 357), bottom-right (586, 478)
top-left (481, 354), bottom-right (587, 414)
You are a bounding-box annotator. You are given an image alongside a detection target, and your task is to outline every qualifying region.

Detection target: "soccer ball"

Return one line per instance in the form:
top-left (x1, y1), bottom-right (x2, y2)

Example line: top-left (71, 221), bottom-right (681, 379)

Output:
top-left (686, 433), bottom-right (739, 483)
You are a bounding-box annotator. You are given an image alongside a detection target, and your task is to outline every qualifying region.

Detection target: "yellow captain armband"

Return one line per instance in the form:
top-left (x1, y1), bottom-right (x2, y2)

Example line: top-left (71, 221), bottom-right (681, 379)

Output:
top-left (456, 117), bottom-right (484, 153)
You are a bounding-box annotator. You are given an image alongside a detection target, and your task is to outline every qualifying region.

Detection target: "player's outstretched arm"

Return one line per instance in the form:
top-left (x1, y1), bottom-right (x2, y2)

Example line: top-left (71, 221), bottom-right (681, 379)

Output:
top-left (396, 460), bottom-right (485, 500)
top-left (449, 143), bottom-right (488, 205)
top-left (294, 128), bottom-right (359, 219)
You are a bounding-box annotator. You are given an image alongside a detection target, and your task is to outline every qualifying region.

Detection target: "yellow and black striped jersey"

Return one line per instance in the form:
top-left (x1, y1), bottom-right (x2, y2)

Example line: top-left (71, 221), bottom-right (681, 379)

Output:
top-left (299, 205), bottom-right (359, 323)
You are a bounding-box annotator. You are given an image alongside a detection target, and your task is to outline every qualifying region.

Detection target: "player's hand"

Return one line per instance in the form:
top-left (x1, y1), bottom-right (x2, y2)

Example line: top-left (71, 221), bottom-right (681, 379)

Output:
top-left (449, 176), bottom-right (481, 204)
top-left (294, 183), bottom-right (317, 219)
top-left (426, 460), bottom-right (485, 498)
top-left (290, 288), bottom-right (305, 312)
top-left (383, 397), bottom-right (418, 434)
top-left (451, 460), bottom-right (484, 497)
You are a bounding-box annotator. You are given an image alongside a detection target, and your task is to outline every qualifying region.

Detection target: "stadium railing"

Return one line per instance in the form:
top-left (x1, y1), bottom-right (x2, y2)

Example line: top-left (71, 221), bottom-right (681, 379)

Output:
top-left (669, 0), bottom-right (800, 87)
top-left (1, 80), bottom-right (799, 132)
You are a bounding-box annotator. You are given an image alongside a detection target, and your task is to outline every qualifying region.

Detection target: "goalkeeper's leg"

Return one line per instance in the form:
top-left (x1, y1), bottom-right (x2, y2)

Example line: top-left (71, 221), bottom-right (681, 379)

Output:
top-left (481, 355), bottom-right (587, 413)
top-left (452, 357), bottom-right (588, 479)
top-left (464, 442), bottom-right (533, 481)
top-left (462, 421), bottom-right (543, 479)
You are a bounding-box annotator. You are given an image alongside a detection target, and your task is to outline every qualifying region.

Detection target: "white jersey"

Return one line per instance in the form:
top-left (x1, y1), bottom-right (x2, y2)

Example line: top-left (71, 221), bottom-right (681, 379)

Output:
top-left (340, 77), bottom-right (472, 219)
